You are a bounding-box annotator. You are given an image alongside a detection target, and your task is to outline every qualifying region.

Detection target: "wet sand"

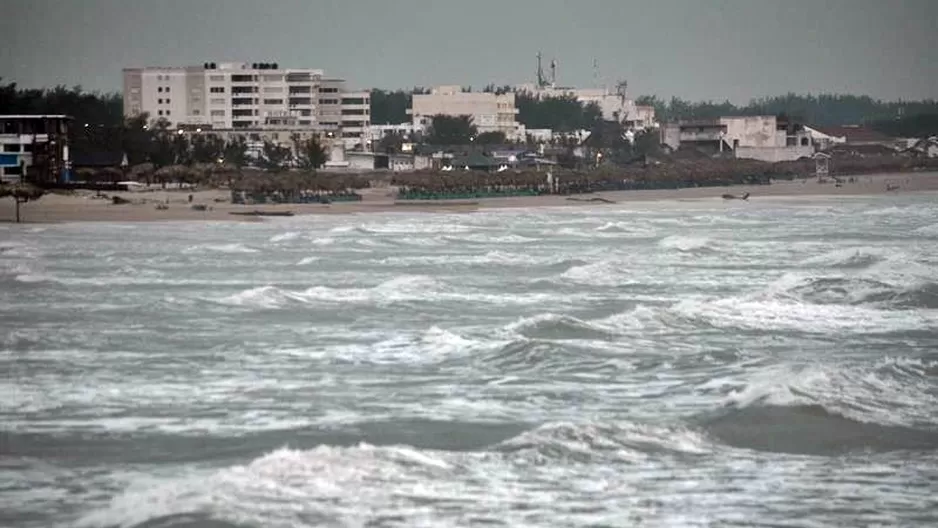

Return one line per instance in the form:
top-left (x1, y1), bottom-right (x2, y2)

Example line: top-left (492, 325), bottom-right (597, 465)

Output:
top-left (3, 172), bottom-right (937, 223)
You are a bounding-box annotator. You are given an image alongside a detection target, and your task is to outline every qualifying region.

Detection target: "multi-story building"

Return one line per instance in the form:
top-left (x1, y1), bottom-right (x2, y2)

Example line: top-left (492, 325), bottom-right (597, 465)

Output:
top-left (122, 62), bottom-right (370, 148)
top-left (409, 86), bottom-right (522, 140)
top-left (0, 115), bottom-right (71, 183)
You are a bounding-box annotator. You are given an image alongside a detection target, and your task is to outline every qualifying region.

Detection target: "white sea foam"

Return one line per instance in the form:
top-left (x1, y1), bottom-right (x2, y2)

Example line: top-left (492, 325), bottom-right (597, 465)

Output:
top-left (672, 296), bottom-right (936, 335)
top-left (914, 222), bottom-right (938, 237)
top-left (799, 247), bottom-right (889, 268)
top-left (75, 445), bottom-right (457, 528)
top-left (721, 361), bottom-right (937, 427)
top-left (269, 231), bottom-right (302, 242)
top-left (657, 235), bottom-right (713, 252)
top-left (184, 243), bottom-right (259, 254)
top-left (560, 260), bottom-right (632, 287)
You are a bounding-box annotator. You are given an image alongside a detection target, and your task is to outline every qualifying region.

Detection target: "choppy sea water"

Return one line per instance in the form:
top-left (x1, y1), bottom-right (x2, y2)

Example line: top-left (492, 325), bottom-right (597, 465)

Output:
top-left (2, 194), bottom-right (938, 527)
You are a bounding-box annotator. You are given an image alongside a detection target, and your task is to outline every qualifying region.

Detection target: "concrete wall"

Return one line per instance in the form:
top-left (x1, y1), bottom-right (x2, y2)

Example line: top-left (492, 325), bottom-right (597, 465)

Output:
top-left (721, 116), bottom-right (780, 148)
top-left (660, 124), bottom-right (682, 150)
top-left (735, 145), bottom-right (814, 163)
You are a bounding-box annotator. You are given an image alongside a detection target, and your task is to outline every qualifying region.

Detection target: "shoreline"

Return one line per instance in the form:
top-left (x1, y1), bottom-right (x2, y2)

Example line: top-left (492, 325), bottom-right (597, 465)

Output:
top-left (3, 172), bottom-right (937, 224)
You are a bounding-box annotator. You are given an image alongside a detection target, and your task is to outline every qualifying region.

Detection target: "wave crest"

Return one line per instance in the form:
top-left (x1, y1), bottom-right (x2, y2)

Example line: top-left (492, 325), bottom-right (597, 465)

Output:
top-left (495, 421), bottom-right (709, 462)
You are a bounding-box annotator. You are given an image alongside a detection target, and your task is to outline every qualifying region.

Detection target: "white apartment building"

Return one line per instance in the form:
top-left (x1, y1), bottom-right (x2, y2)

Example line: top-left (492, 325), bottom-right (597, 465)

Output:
top-left (409, 86), bottom-right (522, 140)
top-left (122, 62), bottom-right (370, 147)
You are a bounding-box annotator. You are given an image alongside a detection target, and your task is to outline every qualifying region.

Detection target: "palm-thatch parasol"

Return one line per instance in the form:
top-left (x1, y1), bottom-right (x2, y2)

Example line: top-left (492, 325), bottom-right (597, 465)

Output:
top-left (0, 183), bottom-right (45, 223)
top-left (130, 162), bottom-right (155, 183)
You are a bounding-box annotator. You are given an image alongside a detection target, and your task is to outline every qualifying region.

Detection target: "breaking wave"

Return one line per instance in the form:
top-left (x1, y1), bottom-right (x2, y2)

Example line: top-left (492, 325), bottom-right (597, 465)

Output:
top-left (495, 421), bottom-right (710, 462)
top-left (213, 276), bottom-right (559, 309)
top-left (799, 247), bottom-right (889, 269)
top-left (269, 231), bottom-right (302, 242)
top-left (183, 243), bottom-right (259, 254)
top-left (698, 361), bottom-right (938, 455)
top-left (657, 235), bottom-right (714, 252)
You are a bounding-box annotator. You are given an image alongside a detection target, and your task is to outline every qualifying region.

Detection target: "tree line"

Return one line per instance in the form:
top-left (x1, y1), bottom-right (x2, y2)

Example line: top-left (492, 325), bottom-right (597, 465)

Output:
top-left (4, 80), bottom-right (937, 153)
top-left (635, 93), bottom-right (938, 131)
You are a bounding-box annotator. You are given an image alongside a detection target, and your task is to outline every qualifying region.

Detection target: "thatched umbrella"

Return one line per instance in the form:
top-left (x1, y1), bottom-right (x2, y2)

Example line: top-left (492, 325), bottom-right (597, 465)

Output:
top-left (0, 183), bottom-right (45, 223)
top-left (74, 167), bottom-right (98, 183)
top-left (97, 167), bottom-right (124, 184)
top-left (130, 163), bottom-right (155, 184)
top-left (204, 163), bottom-right (241, 188)
top-left (154, 164), bottom-right (198, 189)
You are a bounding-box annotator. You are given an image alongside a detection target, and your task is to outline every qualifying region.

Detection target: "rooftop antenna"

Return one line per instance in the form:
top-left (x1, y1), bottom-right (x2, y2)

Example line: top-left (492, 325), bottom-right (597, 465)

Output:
top-left (550, 58), bottom-right (557, 88)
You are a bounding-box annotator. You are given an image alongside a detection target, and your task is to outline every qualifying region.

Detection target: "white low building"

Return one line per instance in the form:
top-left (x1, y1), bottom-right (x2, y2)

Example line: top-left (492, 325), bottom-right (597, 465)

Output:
top-left (516, 81), bottom-right (657, 130)
top-left (661, 115), bottom-right (814, 162)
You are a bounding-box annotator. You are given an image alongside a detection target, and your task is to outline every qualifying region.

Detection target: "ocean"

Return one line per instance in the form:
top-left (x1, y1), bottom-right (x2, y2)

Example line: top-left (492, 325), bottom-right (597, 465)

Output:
top-left (2, 194), bottom-right (937, 527)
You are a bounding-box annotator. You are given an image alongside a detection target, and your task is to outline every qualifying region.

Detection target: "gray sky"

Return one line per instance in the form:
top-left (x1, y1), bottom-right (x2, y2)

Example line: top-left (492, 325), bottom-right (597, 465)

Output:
top-left (2, 0), bottom-right (936, 103)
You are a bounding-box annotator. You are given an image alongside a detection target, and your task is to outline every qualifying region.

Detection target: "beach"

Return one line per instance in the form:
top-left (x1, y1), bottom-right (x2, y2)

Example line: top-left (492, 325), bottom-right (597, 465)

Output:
top-left (3, 171), bottom-right (938, 223)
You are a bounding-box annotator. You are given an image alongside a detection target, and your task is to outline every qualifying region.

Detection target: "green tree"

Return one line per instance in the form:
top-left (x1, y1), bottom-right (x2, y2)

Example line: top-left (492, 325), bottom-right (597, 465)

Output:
top-left (370, 89), bottom-right (411, 124)
top-left (426, 115), bottom-right (476, 144)
top-left (291, 134), bottom-right (327, 169)
top-left (223, 137), bottom-right (249, 169)
top-left (259, 141), bottom-right (292, 172)
top-left (516, 92), bottom-right (601, 132)
top-left (377, 131), bottom-right (406, 153)
top-left (190, 134), bottom-right (226, 164)
top-left (474, 131), bottom-right (507, 145)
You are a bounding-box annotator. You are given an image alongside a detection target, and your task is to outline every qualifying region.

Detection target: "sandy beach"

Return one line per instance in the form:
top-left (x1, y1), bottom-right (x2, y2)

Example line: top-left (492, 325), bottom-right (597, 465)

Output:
top-left (3, 171), bottom-right (937, 223)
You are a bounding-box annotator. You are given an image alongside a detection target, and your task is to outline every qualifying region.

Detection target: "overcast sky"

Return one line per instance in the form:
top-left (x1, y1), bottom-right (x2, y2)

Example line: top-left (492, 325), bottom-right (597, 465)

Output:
top-left (2, 0), bottom-right (936, 103)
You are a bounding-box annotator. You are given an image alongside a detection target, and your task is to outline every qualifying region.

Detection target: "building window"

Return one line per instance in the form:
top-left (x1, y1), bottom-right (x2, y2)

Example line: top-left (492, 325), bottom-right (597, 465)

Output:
top-left (158, 99), bottom-right (163, 104)
top-left (193, 109), bottom-right (201, 115)
top-left (210, 87), bottom-right (225, 93)
top-left (210, 110), bottom-right (225, 117)
top-left (262, 75), bottom-right (283, 82)
top-left (3, 144), bottom-right (22, 152)
top-left (263, 99), bottom-right (284, 105)
top-left (319, 87), bottom-right (338, 93)
top-left (165, 87), bottom-right (170, 93)
top-left (158, 110), bottom-right (163, 116)
top-left (342, 109), bottom-right (366, 115)
top-left (166, 110), bottom-right (171, 116)
top-left (158, 87), bottom-right (163, 93)
top-left (210, 98), bottom-right (226, 105)
top-left (342, 97), bottom-right (366, 105)
top-left (5, 165), bottom-right (22, 176)
top-left (166, 99), bottom-right (171, 104)
top-left (263, 86), bottom-right (283, 93)
top-left (319, 98), bottom-right (339, 105)
top-left (210, 75), bottom-right (225, 81)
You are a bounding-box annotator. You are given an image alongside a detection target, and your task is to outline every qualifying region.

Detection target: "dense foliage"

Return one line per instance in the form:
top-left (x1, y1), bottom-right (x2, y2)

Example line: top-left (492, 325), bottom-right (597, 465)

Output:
top-left (636, 93), bottom-right (938, 128)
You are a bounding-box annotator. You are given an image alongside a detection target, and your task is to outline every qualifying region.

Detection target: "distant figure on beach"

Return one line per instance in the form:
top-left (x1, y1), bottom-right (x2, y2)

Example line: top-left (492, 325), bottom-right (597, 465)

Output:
top-left (188, 194), bottom-right (194, 203)
top-left (722, 192), bottom-right (750, 200)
